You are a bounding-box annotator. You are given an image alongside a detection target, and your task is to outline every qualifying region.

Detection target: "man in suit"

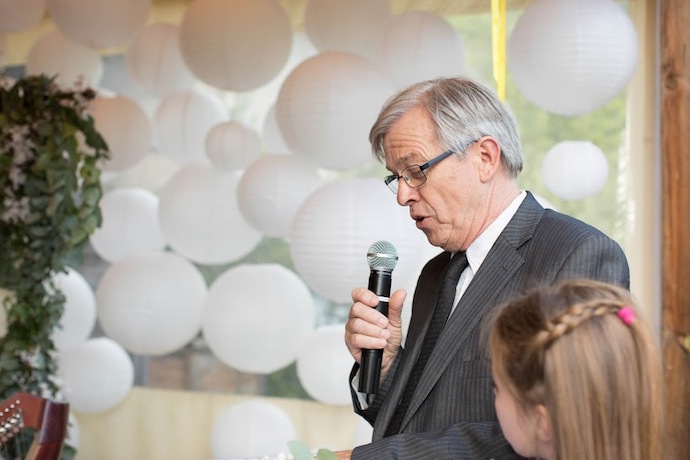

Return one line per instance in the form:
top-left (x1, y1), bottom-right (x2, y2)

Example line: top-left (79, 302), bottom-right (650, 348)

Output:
top-left (337, 77), bottom-right (629, 459)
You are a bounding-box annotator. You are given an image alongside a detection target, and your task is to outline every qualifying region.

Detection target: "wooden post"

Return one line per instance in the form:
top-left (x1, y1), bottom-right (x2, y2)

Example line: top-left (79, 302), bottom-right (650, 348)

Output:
top-left (660, 0), bottom-right (690, 458)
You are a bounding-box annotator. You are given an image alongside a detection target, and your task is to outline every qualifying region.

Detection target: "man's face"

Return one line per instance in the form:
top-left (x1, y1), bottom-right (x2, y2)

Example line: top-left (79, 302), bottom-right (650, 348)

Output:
top-left (383, 106), bottom-right (482, 252)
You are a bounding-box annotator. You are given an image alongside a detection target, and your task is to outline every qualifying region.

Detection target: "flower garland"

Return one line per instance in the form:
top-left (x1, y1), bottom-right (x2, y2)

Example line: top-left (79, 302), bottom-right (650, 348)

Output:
top-left (0, 74), bottom-right (108, 417)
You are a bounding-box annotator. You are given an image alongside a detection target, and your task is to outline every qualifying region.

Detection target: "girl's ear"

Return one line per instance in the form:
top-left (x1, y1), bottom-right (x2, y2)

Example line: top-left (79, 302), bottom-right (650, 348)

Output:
top-left (534, 404), bottom-right (553, 441)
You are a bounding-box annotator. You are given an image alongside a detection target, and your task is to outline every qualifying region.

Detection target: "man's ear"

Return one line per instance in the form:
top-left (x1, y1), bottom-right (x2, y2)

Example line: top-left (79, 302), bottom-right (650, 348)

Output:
top-left (476, 136), bottom-right (502, 182)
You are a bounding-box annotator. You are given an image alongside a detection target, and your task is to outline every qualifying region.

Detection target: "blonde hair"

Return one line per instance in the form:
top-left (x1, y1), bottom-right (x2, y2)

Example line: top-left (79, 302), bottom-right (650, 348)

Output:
top-left (490, 279), bottom-right (663, 460)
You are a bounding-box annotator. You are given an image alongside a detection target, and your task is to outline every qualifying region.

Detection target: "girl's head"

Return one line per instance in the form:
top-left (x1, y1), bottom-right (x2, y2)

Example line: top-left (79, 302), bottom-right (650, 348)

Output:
top-left (490, 278), bottom-right (663, 460)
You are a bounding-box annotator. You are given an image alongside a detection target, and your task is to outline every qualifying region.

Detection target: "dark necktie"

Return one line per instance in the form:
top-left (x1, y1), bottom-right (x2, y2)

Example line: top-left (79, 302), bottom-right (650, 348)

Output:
top-left (384, 252), bottom-right (469, 436)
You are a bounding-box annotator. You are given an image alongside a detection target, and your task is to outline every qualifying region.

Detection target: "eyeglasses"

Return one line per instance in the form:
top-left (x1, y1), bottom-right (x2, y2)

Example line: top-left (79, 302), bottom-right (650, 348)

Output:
top-left (383, 147), bottom-right (458, 194)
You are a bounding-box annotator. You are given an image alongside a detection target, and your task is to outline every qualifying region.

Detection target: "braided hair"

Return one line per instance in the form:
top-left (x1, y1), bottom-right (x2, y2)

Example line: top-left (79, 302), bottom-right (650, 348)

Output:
top-left (490, 279), bottom-right (663, 460)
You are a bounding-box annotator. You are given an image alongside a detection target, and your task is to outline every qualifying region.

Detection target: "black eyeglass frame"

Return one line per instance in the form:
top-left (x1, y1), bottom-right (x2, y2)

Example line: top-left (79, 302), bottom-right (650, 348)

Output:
top-left (383, 145), bottom-right (461, 193)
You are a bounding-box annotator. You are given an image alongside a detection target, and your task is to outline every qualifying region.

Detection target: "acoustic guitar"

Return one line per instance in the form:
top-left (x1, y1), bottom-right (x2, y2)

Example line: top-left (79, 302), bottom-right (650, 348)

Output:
top-left (0, 393), bottom-right (69, 460)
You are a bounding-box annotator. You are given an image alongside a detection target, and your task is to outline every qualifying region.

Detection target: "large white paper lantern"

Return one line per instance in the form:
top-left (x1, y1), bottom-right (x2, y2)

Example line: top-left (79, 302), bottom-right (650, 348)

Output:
top-left (45, 0), bottom-right (150, 49)
top-left (237, 154), bottom-right (322, 238)
top-left (304, 0), bottom-right (392, 61)
top-left (205, 121), bottom-right (262, 171)
top-left (125, 23), bottom-right (196, 98)
top-left (111, 153), bottom-right (180, 193)
top-left (508, 0), bottom-right (638, 116)
top-left (58, 337), bottom-right (134, 414)
top-left (25, 30), bottom-right (103, 87)
top-left (178, 0), bottom-right (292, 91)
top-left (91, 96), bottom-right (152, 172)
top-left (0, 0), bottom-right (45, 32)
top-left (296, 324), bottom-right (352, 405)
top-left (379, 11), bottom-right (465, 90)
top-left (202, 263), bottom-right (316, 374)
top-left (154, 90), bottom-right (229, 165)
top-left (96, 251), bottom-right (207, 356)
top-left (211, 400), bottom-right (296, 458)
top-left (290, 178), bottom-right (429, 303)
top-left (158, 164), bottom-right (262, 265)
top-left (541, 140), bottom-right (609, 201)
top-left (89, 187), bottom-right (166, 263)
top-left (276, 51), bottom-right (393, 171)
top-left (48, 267), bottom-right (97, 350)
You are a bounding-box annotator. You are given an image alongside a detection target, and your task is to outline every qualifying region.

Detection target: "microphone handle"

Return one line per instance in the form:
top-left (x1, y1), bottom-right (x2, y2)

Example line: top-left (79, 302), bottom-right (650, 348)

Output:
top-left (359, 269), bottom-right (392, 395)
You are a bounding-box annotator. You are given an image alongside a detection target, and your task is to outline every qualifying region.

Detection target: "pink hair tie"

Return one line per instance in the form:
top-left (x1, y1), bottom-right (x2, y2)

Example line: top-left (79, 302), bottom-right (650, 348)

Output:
top-left (617, 306), bottom-right (635, 326)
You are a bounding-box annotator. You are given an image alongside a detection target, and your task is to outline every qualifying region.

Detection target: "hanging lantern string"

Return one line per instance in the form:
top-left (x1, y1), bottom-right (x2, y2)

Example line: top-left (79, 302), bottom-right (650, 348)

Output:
top-left (491, 0), bottom-right (507, 101)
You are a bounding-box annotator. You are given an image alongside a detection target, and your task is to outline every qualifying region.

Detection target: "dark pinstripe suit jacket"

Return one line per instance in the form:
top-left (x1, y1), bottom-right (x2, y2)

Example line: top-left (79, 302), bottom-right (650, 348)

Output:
top-left (349, 192), bottom-right (630, 459)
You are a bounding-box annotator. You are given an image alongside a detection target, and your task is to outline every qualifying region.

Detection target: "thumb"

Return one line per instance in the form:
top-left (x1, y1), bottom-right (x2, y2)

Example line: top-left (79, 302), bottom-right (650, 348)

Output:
top-left (386, 289), bottom-right (407, 328)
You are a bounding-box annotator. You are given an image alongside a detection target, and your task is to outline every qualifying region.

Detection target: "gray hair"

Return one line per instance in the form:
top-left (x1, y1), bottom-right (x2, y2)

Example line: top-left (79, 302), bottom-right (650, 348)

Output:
top-left (369, 77), bottom-right (523, 178)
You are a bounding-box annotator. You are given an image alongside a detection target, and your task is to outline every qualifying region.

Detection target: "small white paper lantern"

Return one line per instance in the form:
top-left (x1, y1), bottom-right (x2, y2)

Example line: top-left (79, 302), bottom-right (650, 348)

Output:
top-left (304, 0), bottom-right (392, 61)
top-left (508, 0), bottom-right (638, 116)
top-left (202, 263), bottom-right (316, 374)
top-left (58, 337), bottom-right (134, 414)
top-left (154, 90), bottom-right (229, 165)
top-left (178, 0), bottom-right (292, 91)
top-left (25, 30), bottom-right (103, 87)
top-left (49, 267), bottom-right (97, 349)
top-left (45, 0), bottom-right (150, 48)
top-left (158, 164), bottom-right (262, 265)
top-left (96, 251), bottom-right (207, 356)
top-left (205, 121), bottom-right (262, 171)
top-left (125, 23), bottom-right (197, 98)
top-left (111, 153), bottom-right (180, 193)
top-left (296, 324), bottom-right (353, 405)
top-left (91, 95), bottom-right (152, 172)
top-left (211, 400), bottom-right (297, 459)
top-left (237, 154), bottom-right (322, 238)
top-left (276, 51), bottom-right (393, 170)
top-left (379, 11), bottom-right (465, 90)
top-left (89, 187), bottom-right (166, 263)
top-left (541, 140), bottom-right (609, 201)
top-left (0, 0), bottom-right (45, 32)
top-left (290, 178), bottom-right (429, 303)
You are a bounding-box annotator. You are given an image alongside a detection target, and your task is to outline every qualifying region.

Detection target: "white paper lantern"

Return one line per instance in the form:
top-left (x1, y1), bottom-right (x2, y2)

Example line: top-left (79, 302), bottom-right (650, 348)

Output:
top-left (154, 90), bottom-right (229, 165)
top-left (178, 0), bottom-right (292, 91)
top-left (290, 178), bottom-right (429, 303)
top-left (202, 263), bottom-right (316, 374)
top-left (296, 324), bottom-right (352, 405)
top-left (508, 0), bottom-right (638, 116)
top-left (91, 96), bottom-right (152, 172)
top-left (541, 140), bottom-right (609, 201)
top-left (58, 337), bottom-right (134, 414)
top-left (89, 187), bottom-right (167, 263)
top-left (158, 164), bottom-right (262, 265)
top-left (379, 11), bottom-right (465, 90)
top-left (96, 251), bottom-right (207, 356)
top-left (211, 400), bottom-right (297, 458)
top-left (237, 154), bottom-right (322, 238)
top-left (45, 0), bottom-right (150, 48)
top-left (48, 267), bottom-right (97, 349)
top-left (25, 30), bottom-right (103, 87)
top-left (304, 0), bottom-right (392, 61)
top-left (205, 121), bottom-right (262, 171)
top-left (261, 104), bottom-right (291, 154)
top-left (0, 0), bottom-right (45, 32)
top-left (111, 153), bottom-right (180, 193)
top-left (276, 51), bottom-right (393, 170)
top-left (125, 23), bottom-right (197, 98)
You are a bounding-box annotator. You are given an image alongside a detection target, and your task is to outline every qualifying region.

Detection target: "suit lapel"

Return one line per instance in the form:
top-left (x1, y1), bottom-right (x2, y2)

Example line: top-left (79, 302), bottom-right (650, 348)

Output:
top-left (399, 193), bottom-right (545, 429)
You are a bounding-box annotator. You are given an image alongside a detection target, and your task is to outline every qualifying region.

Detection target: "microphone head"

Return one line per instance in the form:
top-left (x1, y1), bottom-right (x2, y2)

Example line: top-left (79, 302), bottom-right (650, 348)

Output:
top-left (367, 240), bottom-right (398, 272)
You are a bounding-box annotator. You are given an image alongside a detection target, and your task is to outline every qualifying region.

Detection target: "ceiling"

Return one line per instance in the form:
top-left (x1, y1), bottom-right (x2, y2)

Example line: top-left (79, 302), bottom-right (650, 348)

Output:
top-left (1, 0), bottom-right (530, 66)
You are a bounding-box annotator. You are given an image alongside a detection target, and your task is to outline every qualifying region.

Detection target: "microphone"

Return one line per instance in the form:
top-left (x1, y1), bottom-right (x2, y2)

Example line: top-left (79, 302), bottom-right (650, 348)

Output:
top-left (359, 240), bottom-right (398, 395)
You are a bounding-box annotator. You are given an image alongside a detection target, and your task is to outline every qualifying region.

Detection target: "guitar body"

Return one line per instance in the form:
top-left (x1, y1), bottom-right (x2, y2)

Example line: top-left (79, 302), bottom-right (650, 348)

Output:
top-left (0, 393), bottom-right (69, 460)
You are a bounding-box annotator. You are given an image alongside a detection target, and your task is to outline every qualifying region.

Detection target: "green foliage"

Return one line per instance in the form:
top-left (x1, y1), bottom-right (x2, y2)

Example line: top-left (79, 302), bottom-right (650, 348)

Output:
top-left (288, 440), bottom-right (337, 460)
top-left (0, 74), bottom-right (108, 456)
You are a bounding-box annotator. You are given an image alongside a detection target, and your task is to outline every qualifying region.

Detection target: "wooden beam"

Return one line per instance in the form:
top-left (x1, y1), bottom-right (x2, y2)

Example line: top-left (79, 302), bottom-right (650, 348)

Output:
top-left (660, 0), bottom-right (690, 458)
